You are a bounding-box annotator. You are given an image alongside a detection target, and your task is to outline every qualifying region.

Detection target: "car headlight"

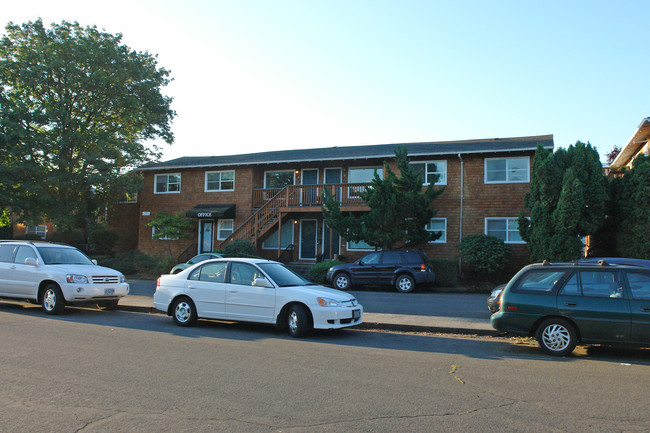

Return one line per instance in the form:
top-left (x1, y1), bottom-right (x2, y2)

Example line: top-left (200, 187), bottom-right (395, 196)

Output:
top-left (119, 274), bottom-right (126, 283)
top-left (317, 297), bottom-right (342, 307)
top-left (66, 274), bottom-right (89, 284)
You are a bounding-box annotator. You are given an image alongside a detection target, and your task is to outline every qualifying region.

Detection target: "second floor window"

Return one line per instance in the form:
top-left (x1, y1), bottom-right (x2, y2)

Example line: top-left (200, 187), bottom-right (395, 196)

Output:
top-left (154, 173), bottom-right (181, 193)
top-left (205, 170), bottom-right (235, 191)
top-left (265, 170), bottom-right (295, 189)
top-left (485, 157), bottom-right (529, 183)
top-left (411, 161), bottom-right (447, 185)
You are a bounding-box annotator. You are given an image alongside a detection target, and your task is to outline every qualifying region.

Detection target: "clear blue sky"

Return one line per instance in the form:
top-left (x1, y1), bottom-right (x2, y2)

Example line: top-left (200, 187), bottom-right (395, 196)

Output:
top-left (4, 0), bottom-right (649, 162)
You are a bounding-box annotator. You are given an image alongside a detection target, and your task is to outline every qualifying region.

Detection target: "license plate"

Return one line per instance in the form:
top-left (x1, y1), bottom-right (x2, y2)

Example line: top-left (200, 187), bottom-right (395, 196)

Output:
top-left (104, 288), bottom-right (115, 295)
top-left (352, 309), bottom-right (361, 320)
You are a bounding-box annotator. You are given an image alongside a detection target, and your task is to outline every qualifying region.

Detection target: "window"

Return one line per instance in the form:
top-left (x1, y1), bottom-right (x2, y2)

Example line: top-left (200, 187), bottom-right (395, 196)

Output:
top-left (151, 226), bottom-right (178, 240)
top-left (559, 273), bottom-right (580, 295)
top-left (360, 252), bottom-right (381, 264)
top-left (188, 262), bottom-right (227, 283)
top-left (230, 262), bottom-right (262, 286)
top-left (579, 270), bottom-right (623, 298)
top-left (205, 170), bottom-right (235, 191)
top-left (264, 170), bottom-right (295, 189)
top-left (14, 246), bottom-right (37, 264)
top-left (514, 270), bottom-right (566, 293)
top-left (26, 225), bottom-right (47, 239)
top-left (217, 219), bottom-right (233, 240)
top-left (485, 218), bottom-right (524, 243)
top-left (380, 251), bottom-right (403, 264)
top-left (485, 157), bottom-right (529, 183)
top-left (426, 218), bottom-right (447, 243)
top-left (410, 161), bottom-right (447, 185)
top-left (154, 173), bottom-right (181, 193)
top-left (626, 272), bottom-right (650, 300)
top-left (262, 221), bottom-right (294, 249)
top-left (348, 167), bottom-right (383, 198)
top-left (0, 244), bottom-right (17, 262)
top-left (348, 240), bottom-right (375, 251)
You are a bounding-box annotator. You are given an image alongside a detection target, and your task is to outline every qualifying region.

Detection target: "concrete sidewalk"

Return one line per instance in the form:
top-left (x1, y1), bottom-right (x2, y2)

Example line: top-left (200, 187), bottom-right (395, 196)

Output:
top-left (117, 294), bottom-right (498, 336)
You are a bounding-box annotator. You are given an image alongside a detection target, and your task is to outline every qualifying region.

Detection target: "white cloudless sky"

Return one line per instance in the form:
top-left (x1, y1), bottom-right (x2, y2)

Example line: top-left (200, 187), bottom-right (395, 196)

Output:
top-left (3, 0), bottom-right (649, 162)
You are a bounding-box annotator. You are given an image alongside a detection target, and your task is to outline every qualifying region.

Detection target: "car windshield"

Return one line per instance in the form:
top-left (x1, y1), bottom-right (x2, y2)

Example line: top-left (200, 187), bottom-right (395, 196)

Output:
top-left (37, 246), bottom-right (94, 265)
top-left (257, 262), bottom-right (314, 287)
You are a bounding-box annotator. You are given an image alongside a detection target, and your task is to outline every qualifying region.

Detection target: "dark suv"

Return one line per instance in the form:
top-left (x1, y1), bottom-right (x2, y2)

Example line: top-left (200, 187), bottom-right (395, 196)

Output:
top-left (325, 250), bottom-right (435, 293)
top-left (491, 260), bottom-right (650, 356)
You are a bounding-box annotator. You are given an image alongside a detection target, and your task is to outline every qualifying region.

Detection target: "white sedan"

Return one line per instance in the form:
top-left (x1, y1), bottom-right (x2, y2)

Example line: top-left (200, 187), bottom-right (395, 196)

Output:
top-left (153, 258), bottom-right (363, 337)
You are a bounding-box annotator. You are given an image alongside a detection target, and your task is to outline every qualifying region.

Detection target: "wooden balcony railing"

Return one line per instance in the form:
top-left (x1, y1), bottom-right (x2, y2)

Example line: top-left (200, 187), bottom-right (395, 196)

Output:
top-left (252, 183), bottom-right (368, 208)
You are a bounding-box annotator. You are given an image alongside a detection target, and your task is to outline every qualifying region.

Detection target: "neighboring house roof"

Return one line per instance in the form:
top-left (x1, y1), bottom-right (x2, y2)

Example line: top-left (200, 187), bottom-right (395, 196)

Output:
top-left (611, 117), bottom-right (650, 168)
top-left (139, 135), bottom-right (554, 171)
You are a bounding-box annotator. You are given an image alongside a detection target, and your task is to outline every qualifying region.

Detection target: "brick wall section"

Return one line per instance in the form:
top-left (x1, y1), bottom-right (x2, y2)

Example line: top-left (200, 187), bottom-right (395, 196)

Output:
top-left (135, 151), bottom-right (533, 271)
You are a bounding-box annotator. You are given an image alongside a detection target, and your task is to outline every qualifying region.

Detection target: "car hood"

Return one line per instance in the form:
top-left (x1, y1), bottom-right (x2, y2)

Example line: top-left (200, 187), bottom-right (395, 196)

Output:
top-left (45, 264), bottom-right (123, 276)
top-left (282, 284), bottom-right (356, 300)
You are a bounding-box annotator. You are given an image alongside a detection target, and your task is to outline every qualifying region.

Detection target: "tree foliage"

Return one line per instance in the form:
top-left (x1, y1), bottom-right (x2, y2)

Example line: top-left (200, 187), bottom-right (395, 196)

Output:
top-left (518, 142), bottom-right (607, 262)
top-left (146, 212), bottom-right (193, 259)
top-left (611, 155), bottom-right (650, 258)
top-left (0, 19), bottom-right (175, 231)
top-left (322, 146), bottom-right (444, 250)
top-left (459, 235), bottom-right (513, 274)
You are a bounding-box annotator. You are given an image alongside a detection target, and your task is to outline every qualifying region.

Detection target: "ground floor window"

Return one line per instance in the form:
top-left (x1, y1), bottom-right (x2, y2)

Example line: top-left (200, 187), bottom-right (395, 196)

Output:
top-left (262, 221), bottom-right (294, 249)
top-left (151, 226), bottom-right (178, 240)
top-left (347, 239), bottom-right (375, 251)
top-left (485, 217), bottom-right (524, 243)
top-left (426, 218), bottom-right (446, 243)
top-left (26, 225), bottom-right (47, 239)
top-left (217, 219), bottom-right (234, 240)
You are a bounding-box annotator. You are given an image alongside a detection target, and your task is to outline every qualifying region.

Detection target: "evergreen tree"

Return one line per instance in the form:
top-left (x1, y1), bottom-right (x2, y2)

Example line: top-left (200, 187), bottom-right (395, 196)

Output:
top-left (615, 155), bottom-right (650, 258)
top-left (518, 142), bottom-right (607, 261)
top-left (322, 146), bottom-right (444, 250)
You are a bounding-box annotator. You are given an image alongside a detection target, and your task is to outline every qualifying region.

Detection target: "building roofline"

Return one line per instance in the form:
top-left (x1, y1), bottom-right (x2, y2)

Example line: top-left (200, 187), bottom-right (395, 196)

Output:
top-left (611, 117), bottom-right (650, 168)
top-left (138, 134), bottom-right (554, 171)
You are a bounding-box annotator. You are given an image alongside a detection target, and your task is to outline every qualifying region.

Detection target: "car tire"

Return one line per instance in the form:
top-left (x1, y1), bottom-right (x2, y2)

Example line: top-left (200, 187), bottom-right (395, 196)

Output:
top-left (287, 304), bottom-right (311, 338)
top-left (395, 274), bottom-right (415, 293)
top-left (97, 300), bottom-right (119, 311)
top-left (41, 284), bottom-right (65, 315)
top-left (333, 272), bottom-right (352, 290)
top-left (172, 297), bottom-right (198, 327)
top-left (535, 318), bottom-right (577, 356)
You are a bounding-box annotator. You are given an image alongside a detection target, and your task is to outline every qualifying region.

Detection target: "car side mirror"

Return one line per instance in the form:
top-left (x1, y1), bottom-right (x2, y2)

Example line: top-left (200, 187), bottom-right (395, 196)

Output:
top-left (253, 277), bottom-right (273, 288)
top-left (24, 257), bottom-right (38, 266)
top-left (92, 259), bottom-right (98, 265)
top-left (358, 260), bottom-right (364, 266)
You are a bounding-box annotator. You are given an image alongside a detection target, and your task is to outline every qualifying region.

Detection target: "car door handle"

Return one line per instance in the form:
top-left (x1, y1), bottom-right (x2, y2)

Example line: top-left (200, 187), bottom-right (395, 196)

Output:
top-left (642, 307), bottom-right (650, 312)
top-left (187, 285), bottom-right (195, 289)
top-left (564, 302), bottom-right (577, 307)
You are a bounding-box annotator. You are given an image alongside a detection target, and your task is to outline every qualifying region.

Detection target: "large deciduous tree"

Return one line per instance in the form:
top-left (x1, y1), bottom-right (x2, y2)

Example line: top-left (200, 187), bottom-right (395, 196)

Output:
top-left (0, 19), bottom-right (175, 233)
top-left (322, 146), bottom-right (444, 250)
top-left (518, 142), bottom-right (607, 262)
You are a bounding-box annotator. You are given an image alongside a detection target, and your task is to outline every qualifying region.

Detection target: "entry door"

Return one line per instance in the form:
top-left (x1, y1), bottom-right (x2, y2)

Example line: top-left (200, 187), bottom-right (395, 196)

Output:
top-left (301, 169), bottom-right (318, 204)
top-left (299, 220), bottom-right (318, 260)
top-left (324, 168), bottom-right (342, 201)
top-left (322, 226), bottom-right (340, 260)
top-left (199, 220), bottom-right (214, 253)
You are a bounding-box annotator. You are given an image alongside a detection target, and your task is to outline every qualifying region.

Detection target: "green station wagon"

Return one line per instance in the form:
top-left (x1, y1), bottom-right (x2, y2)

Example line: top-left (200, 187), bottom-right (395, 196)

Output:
top-left (490, 261), bottom-right (650, 356)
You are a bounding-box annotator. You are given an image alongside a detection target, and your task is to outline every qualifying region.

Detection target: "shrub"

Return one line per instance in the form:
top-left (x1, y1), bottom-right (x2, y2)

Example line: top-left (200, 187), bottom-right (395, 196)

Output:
top-left (430, 258), bottom-right (458, 287)
top-left (222, 239), bottom-right (258, 258)
top-left (51, 229), bottom-right (85, 244)
top-left (309, 260), bottom-right (343, 284)
top-left (459, 235), bottom-right (513, 274)
top-left (88, 228), bottom-right (118, 254)
top-left (15, 233), bottom-right (43, 240)
top-left (99, 250), bottom-right (160, 275)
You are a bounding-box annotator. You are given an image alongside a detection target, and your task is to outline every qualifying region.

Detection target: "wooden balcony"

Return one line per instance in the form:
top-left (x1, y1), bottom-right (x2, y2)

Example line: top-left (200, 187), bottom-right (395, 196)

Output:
top-left (252, 183), bottom-right (370, 212)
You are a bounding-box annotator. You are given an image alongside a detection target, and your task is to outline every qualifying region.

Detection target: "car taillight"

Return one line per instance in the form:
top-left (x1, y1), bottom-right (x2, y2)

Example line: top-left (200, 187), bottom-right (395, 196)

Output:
top-left (420, 263), bottom-right (426, 271)
top-left (156, 277), bottom-right (161, 288)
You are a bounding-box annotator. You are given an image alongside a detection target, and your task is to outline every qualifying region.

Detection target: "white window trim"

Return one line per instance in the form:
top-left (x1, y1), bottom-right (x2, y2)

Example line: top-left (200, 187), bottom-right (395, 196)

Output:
top-left (26, 225), bottom-right (47, 239)
top-left (426, 218), bottom-right (447, 243)
top-left (484, 217), bottom-right (526, 244)
top-left (154, 173), bottom-right (181, 194)
top-left (413, 160), bottom-right (447, 186)
top-left (484, 156), bottom-right (530, 184)
top-left (263, 169), bottom-right (295, 189)
top-left (324, 167), bottom-right (343, 184)
top-left (217, 219), bottom-right (234, 241)
top-left (205, 170), bottom-right (235, 192)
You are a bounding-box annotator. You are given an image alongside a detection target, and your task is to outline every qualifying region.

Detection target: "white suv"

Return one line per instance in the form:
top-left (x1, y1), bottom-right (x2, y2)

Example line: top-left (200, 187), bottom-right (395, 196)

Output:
top-left (0, 240), bottom-right (129, 314)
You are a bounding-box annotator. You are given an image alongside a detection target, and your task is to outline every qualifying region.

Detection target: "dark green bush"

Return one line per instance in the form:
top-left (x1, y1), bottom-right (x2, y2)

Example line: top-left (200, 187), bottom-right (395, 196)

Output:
top-left (459, 235), bottom-right (513, 274)
top-left (431, 258), bottom-right (458, 287)
top-left (15, 233), bottom-right (43, 240)
top-left (222, 239), bottom-right (258, 258)
top-left (99, 250), bottom-right (159, 275)
top-left (309, 260), bottom-right (343, 284)
top-left (88, 228), bottom-right (118, 254)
